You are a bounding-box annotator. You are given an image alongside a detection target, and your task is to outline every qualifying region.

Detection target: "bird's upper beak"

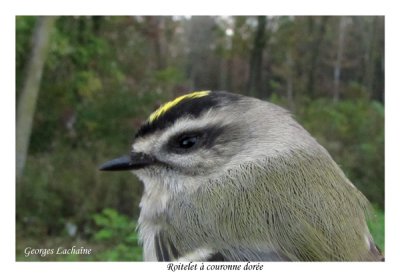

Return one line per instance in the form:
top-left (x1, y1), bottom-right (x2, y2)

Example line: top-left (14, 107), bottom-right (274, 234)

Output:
top-left (99, 152), bottom-right (155, 171)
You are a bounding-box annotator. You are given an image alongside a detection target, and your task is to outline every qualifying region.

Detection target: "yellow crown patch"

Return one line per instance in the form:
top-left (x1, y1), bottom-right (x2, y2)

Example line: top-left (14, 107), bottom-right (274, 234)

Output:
top-left (148, 90), bottom-right (210, 123)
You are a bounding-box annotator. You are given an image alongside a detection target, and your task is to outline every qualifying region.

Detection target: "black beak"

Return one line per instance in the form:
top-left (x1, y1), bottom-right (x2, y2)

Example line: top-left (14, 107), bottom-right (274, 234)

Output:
top-left (99, 152), bottom-right (155, 171)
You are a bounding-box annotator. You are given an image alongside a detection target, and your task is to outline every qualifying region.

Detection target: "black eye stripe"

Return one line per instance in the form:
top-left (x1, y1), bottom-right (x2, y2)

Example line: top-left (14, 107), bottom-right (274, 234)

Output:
top-left (166, 125), bottom-right (227, 154)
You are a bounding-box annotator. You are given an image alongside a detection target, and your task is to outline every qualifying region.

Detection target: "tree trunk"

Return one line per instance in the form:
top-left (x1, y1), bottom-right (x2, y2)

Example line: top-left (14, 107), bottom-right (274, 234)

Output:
top-left (248, 16), bottom-right (267, 97)
top-left (306, 17), bottom-right (328, 98)
top-left (286, 51), bottom-right (294, 110)
top-left (145, 16), bottom-right (167, 70)
top-left (363, 17), bottom-right (384, 101)
top-left (333, 17), bottom-right (348, 103)
top-left (16, 16), bottom-right (56, 183)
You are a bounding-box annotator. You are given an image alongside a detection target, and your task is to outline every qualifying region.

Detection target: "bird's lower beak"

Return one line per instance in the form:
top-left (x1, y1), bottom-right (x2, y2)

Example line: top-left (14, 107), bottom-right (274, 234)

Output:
top-left (99, 152), bottom-right (155, 171)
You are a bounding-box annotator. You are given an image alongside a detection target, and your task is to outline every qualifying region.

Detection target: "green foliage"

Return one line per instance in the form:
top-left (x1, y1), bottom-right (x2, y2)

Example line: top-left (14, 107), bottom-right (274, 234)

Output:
top-left (92, 208), bottom-right (142, 261)
top-left (152, 67), bottom-right (185, 93)
top-left (368, 207), bottom-right (385, 252)
top-left (17, 140), bottom-right (144, 248)
top-left (16, 208), bottom-right (143, 261)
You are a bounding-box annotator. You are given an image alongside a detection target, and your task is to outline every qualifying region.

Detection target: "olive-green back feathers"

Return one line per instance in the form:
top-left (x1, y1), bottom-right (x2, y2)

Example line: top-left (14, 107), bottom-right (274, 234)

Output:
top-left (168, 149), bottom-right (374, 261)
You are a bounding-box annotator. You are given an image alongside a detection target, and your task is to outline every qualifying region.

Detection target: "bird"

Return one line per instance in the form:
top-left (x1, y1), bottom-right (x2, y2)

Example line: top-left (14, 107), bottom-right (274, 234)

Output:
top-left (99, 90), bottom-right (383, 261)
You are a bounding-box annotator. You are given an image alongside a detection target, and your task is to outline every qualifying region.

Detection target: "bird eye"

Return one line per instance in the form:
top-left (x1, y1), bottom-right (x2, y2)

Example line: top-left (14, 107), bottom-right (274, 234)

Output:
top-left (178, 135), bottom-right (199, 149)
top-left (167, 132), bottom-right (205, 153)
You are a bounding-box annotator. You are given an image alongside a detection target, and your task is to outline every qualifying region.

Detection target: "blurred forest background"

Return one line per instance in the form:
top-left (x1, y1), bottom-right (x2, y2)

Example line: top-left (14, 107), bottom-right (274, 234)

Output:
top-left (16, 16), bottom-right (384, 261)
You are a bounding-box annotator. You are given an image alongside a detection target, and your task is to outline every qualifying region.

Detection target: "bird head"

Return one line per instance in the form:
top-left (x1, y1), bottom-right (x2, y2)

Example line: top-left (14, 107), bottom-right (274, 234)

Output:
top-left (99, 90), bottom-right (318, 191)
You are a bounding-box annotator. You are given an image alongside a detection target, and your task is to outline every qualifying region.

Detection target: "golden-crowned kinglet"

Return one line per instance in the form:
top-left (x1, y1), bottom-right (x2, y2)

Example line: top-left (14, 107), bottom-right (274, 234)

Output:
top-left (100, 90), bottom-right (383, 261)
